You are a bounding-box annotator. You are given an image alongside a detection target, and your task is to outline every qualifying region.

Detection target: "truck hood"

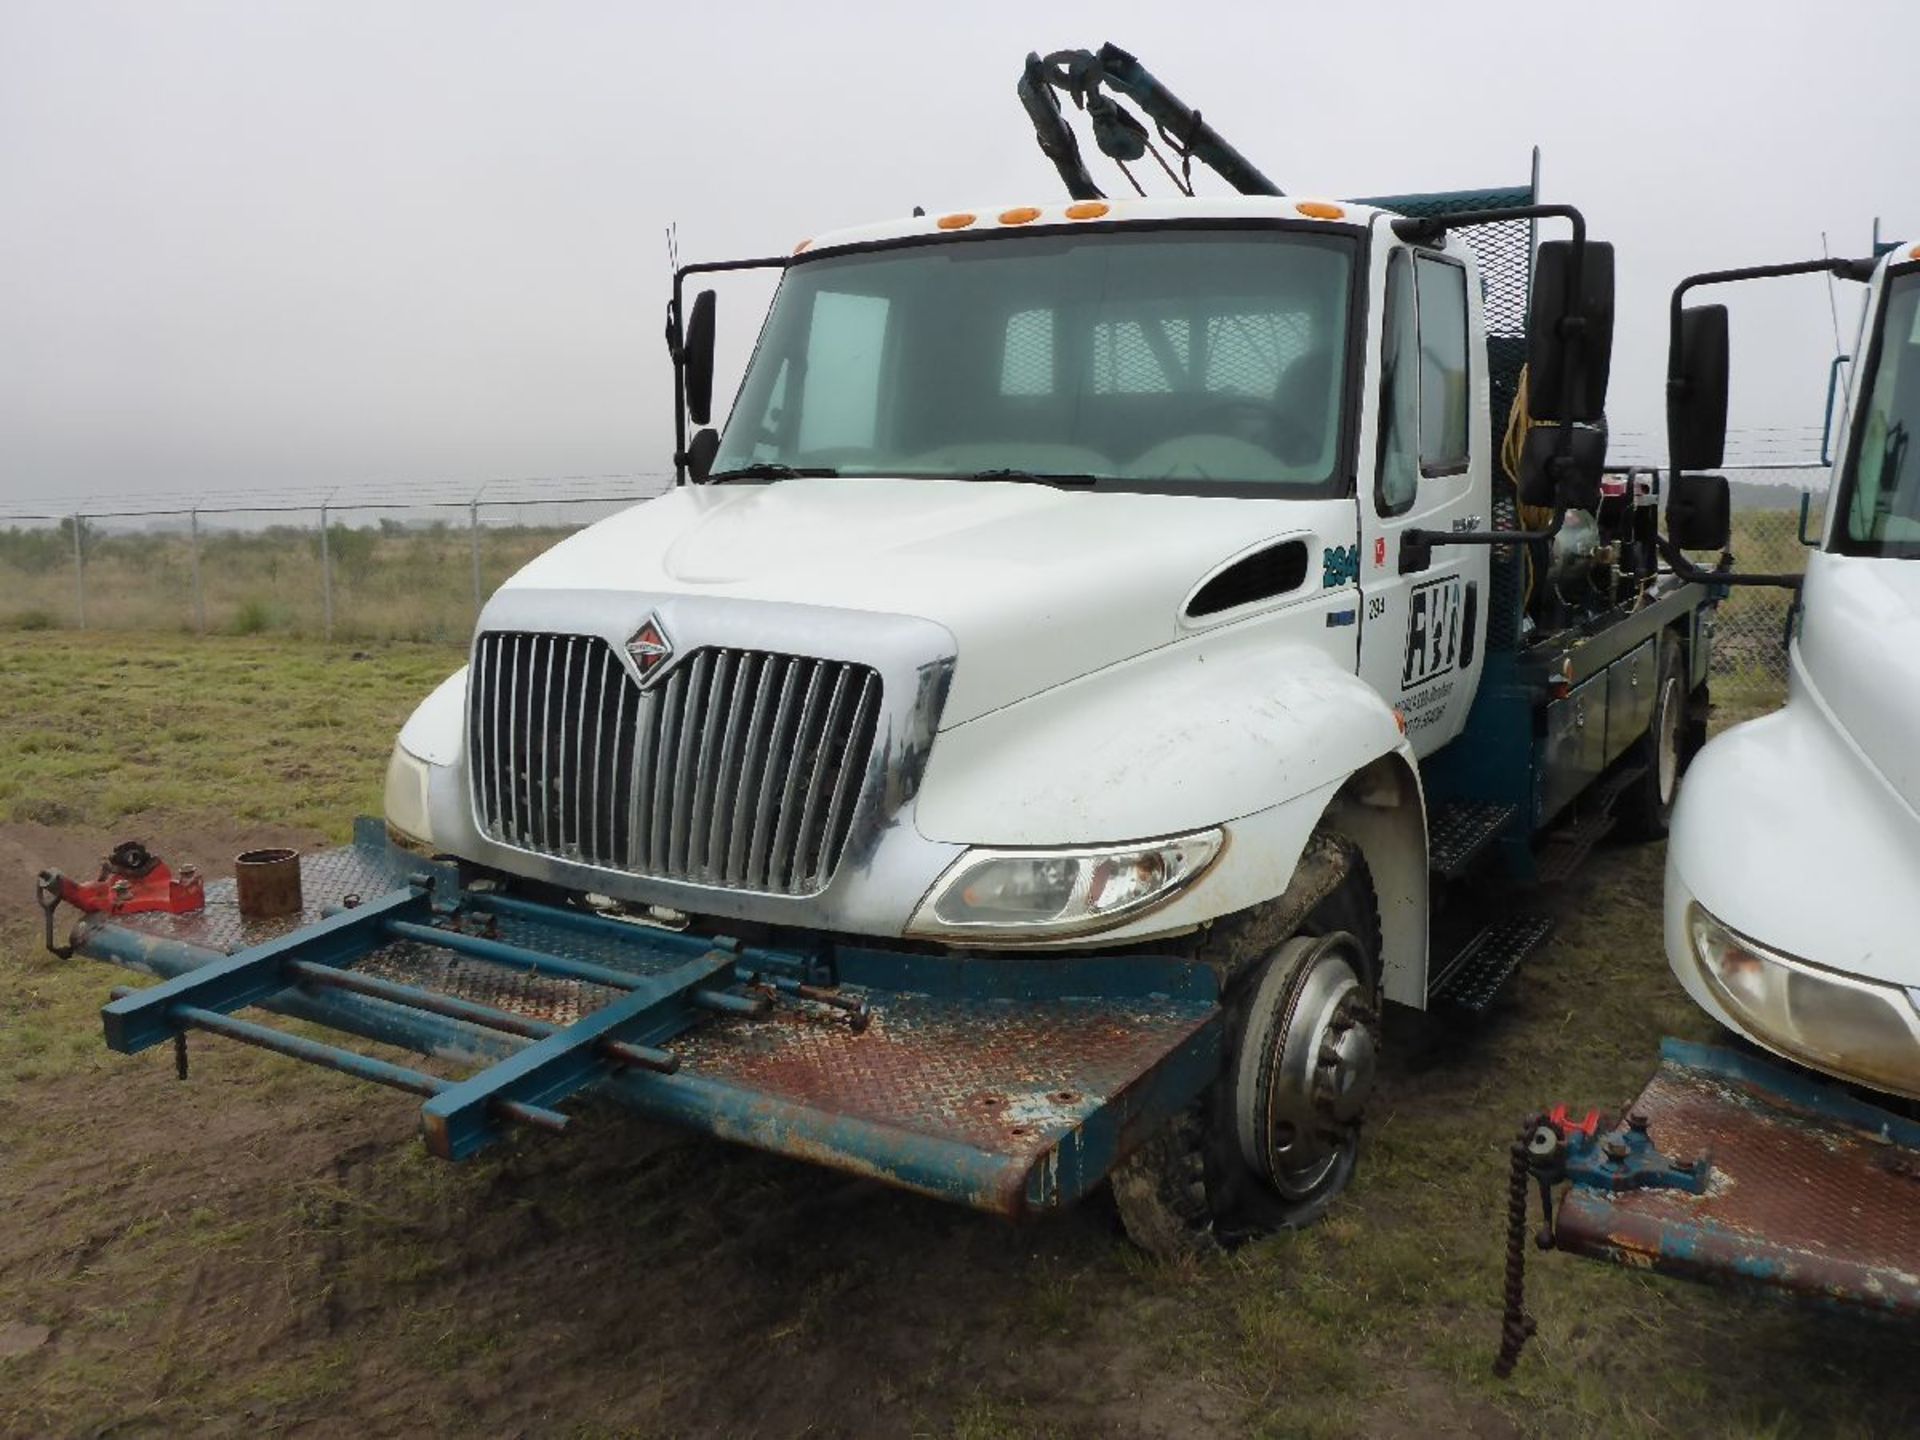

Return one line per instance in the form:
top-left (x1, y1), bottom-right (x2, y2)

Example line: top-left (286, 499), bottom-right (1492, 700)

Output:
top-left (1798, 550), bottom-right (1920, 816)
top-left (501, 478), bottom-right (1355, 726)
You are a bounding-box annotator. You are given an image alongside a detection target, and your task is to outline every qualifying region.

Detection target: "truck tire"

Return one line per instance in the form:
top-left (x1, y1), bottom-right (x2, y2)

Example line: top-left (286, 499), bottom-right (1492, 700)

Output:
top-left (1110, 864), bottom-right (1382, 1257)
top-left (1617, 637), bottom-right (1695, 841)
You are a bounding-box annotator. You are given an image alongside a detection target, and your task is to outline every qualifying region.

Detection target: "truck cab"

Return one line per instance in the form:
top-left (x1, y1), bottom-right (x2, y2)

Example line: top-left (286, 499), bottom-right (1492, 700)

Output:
top-left (1508, 242), bottom-right (1920, 1340)
top-left (377, 185), bottom-right (1705, 1247)
top-left (1664, 243), bottom-right (1920, 1100)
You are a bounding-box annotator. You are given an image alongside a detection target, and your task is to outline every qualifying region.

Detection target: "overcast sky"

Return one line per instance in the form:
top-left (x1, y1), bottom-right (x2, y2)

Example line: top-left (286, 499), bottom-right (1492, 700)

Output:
top-left (2, 0), bottom-right (1914, 510)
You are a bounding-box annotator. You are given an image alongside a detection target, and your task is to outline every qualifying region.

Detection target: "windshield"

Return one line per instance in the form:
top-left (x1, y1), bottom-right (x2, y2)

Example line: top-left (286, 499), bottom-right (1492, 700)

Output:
top-left (1838, 267), bottom-right (1920, 557)
top-left (710, 227), bottom-right (1357, 492)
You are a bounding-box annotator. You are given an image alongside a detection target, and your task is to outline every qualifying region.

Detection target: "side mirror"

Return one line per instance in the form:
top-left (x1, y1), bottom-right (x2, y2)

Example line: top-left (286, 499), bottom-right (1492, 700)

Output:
top-left (1527, 239), bottom-right (1615, 424)
top-left (684, 289), bottom-right (717, 426)
top-left (1667, 472), bottom-right (1731, 551)
top-left (1669, 304), bottom-right (1729, 471)
top-left (1517, 424), bottom-right (1607, 512)
top-left (684, 427), bottom-right (720, 482)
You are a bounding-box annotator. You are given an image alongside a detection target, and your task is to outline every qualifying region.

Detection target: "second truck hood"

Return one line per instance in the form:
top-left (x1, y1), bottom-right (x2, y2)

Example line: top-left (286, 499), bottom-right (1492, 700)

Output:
top-left (503, 478), bottom-right (1352, 726)
top-left (1798, 549), bottom-right (1920, 816)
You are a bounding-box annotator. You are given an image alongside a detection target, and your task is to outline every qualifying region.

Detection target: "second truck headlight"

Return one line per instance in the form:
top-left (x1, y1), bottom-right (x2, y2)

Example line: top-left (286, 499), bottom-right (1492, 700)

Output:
top-left (1688, 904), bottom-right (1920, 1099)
top-left (908, 831), bottom-right (1221, 940)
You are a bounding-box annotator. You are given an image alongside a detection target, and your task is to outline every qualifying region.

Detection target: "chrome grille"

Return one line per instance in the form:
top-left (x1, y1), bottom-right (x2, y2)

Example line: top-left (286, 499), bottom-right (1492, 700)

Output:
top-left (469, 632), bottom-right (883, 895)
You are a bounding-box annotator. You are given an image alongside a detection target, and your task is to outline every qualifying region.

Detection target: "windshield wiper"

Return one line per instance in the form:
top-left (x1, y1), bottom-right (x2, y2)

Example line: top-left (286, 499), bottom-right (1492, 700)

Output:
top-left (966, 468), bottom-right (1099, 489)
top-left (704, 462), bottom-right (840, 482)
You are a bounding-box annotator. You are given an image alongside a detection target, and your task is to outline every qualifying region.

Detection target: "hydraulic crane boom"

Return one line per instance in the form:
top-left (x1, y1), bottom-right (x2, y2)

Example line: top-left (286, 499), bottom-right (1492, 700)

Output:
top-left (1017, 43), bottom-right (1282, 201)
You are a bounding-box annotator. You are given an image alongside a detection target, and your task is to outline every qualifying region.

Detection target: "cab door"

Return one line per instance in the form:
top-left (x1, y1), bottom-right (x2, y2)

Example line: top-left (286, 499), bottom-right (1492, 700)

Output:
top-left (1356, 240), bottom-right (1490, 756)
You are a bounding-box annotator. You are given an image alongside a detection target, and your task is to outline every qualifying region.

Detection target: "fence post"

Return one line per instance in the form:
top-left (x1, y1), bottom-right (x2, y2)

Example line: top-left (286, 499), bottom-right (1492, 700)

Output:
top-left (72, 511), bottom-right (86, 630)
top-left (319, 502), bottom-right (334, 642)
top-left (188, 507), bottom-right (206, 635)
top-left (469, 498), bottom-right (483, 619)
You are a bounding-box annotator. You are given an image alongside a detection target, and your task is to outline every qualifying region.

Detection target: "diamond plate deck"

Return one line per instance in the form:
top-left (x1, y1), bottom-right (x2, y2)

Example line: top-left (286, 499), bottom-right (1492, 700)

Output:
top-left (672, 990), bottom-right (1213, 1161)
top-left (1555, 1041), bottom-right (1920, 1315)
top-left (97, 840), bottom-right (411, 956)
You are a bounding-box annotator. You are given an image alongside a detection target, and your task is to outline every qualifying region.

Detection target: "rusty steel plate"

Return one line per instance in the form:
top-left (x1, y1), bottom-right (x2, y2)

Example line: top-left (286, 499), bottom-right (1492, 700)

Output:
top-left (671, 990), bottom-right (1213, 1165)
top-left (1555, 1042), bottom-right (1920, 1315)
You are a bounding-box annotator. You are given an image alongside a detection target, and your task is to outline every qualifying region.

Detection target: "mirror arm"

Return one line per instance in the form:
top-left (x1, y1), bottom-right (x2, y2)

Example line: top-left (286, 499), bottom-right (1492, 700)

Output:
top-left (1667, 256), bottom-right (1876, 485)
top-left (670, 254), bottom-right (791, 484)
top-left (1653, 532), bottom-right (1803, 591)
top-left (1401, 510), bottom-right (1565, 576)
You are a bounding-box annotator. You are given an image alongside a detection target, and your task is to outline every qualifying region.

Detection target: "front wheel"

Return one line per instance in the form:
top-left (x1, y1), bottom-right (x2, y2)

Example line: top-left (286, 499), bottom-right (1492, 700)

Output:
top-left (1110, 870), bottom-right (1381, 1256)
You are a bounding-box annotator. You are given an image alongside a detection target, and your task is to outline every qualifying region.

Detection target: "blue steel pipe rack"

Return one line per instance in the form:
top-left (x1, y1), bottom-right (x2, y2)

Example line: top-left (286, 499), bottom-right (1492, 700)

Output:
top-left (69, 820), bottom-right (1225, 1215)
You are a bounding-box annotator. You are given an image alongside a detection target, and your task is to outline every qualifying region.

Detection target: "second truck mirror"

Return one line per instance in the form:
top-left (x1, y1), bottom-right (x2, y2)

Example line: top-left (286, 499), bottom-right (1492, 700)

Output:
top-left (1670, 304), bottom-right (1730, 471)
top-left (1527, 239), bottom-right (1615, 425)
top-left (1667, 472), bottom-right (1731, 551)
top-left (684, 289), bottom-right (718, 426)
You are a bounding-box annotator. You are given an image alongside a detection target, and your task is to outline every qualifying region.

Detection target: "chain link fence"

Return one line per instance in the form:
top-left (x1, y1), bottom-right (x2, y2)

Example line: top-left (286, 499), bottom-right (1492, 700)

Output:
top-left (2, 469), bottom-right (1822, 697)
top-left (1706, 469), bottom-right (1825, 706)
top-left (0, 475), bottom-right (671, 644)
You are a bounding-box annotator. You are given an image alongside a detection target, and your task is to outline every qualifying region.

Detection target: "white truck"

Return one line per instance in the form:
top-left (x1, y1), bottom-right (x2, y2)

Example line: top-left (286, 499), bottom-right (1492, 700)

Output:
top-left (44, 47), bottom-right (1718, 1256)
top-left (1500, 238), bottom-right (1920, 1358)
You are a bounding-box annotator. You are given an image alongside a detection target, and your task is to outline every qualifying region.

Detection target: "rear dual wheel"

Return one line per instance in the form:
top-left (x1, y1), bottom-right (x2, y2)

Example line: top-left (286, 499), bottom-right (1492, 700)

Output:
top-left (1110, 868), bottom-right (1382, 1256)
top-left (1618, 637), bottom-right (1702, 841)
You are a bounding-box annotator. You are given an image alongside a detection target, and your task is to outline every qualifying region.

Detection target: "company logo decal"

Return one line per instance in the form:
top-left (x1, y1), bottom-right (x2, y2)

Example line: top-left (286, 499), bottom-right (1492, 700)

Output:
top-left (1402, 575), bottom-right (1464, 690)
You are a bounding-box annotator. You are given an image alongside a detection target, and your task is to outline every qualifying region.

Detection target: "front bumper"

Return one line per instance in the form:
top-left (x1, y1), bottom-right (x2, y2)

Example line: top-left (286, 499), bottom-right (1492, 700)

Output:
top-left (56, 820), bottom-right (1223, 1219)
top-left (1552, 1038), bottom-right (1920, 1316)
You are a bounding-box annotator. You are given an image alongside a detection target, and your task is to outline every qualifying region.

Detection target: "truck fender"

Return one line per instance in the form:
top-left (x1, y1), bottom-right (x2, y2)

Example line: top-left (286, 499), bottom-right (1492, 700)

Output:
top-left (1319, 752), bottom-right (1428, 1008)
top-left (913, 638), bottom-right (1410, 845)
top-left (397, 667), bottom-right (468, 767)
top-left (1666, 659), bottom-right (1920, 1004)
top-left (912, 640), bottom-right (1428, 998)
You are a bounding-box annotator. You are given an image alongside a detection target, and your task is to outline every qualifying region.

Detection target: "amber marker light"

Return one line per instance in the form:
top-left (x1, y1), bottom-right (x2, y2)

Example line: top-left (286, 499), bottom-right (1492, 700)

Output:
top-left (1065, 201), bottom-right (1109, 220)
top-left (1295, 201), bottom-right (1346, 221)
top-left (1910, 244), bottom-right (1920, 261)
top-left (793, 238), bottom-right (811, 254)
top-left (999, 206), bottom-right (1042, 225)
top-left (936, 212), bottom-right (976, 230)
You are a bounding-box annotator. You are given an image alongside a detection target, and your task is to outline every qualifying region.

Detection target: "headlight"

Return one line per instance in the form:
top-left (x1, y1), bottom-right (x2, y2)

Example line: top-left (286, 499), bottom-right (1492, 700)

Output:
top-left (1688, 904), bottom-right (1920, 1099)
top-left (384, 742), bottom-right (435, 849)
top-left (907, 831), bottom-right (1221, 941)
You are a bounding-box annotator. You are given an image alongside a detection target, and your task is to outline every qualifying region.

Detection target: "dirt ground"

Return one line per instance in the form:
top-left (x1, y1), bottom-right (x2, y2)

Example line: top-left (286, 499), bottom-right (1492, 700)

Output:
top-left (0, 634), bottom-right (1914, 1439)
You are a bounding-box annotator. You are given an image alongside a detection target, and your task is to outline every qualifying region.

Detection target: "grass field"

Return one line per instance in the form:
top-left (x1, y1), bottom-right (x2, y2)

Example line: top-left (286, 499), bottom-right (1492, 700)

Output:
top-left (0, 521), bottom-right (586, 643)
top-left (1, 633), bottom-right (1912, 1438)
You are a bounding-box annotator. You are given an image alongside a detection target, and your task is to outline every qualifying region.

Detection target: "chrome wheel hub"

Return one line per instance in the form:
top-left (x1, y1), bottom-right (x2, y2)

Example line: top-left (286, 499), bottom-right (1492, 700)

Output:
top-left (1237, 933), bottom-right (1381, 1201)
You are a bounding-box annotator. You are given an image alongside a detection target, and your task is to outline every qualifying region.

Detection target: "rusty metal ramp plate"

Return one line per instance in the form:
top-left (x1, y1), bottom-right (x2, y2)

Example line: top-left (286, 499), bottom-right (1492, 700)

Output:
top-left (670, 965), bottom-right (1220, 1217)
top-left (1555, 1038), bottom-right (1920, 1316)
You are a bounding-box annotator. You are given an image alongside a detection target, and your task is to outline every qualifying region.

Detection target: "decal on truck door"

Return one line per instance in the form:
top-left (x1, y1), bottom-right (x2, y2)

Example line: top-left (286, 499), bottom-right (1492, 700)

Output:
top-left (1402, 575), bottom-right (1464, 690)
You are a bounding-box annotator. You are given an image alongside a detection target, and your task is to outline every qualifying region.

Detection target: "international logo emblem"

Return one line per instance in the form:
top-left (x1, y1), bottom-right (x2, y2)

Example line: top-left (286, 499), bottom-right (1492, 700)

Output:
top-left (626, 615), bottom-right (675, 687)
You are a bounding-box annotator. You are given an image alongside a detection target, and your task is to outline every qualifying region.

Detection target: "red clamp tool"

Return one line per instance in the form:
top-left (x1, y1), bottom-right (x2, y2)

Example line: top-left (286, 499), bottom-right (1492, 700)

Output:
top-left (35, 841), bottom-right (204, 958)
